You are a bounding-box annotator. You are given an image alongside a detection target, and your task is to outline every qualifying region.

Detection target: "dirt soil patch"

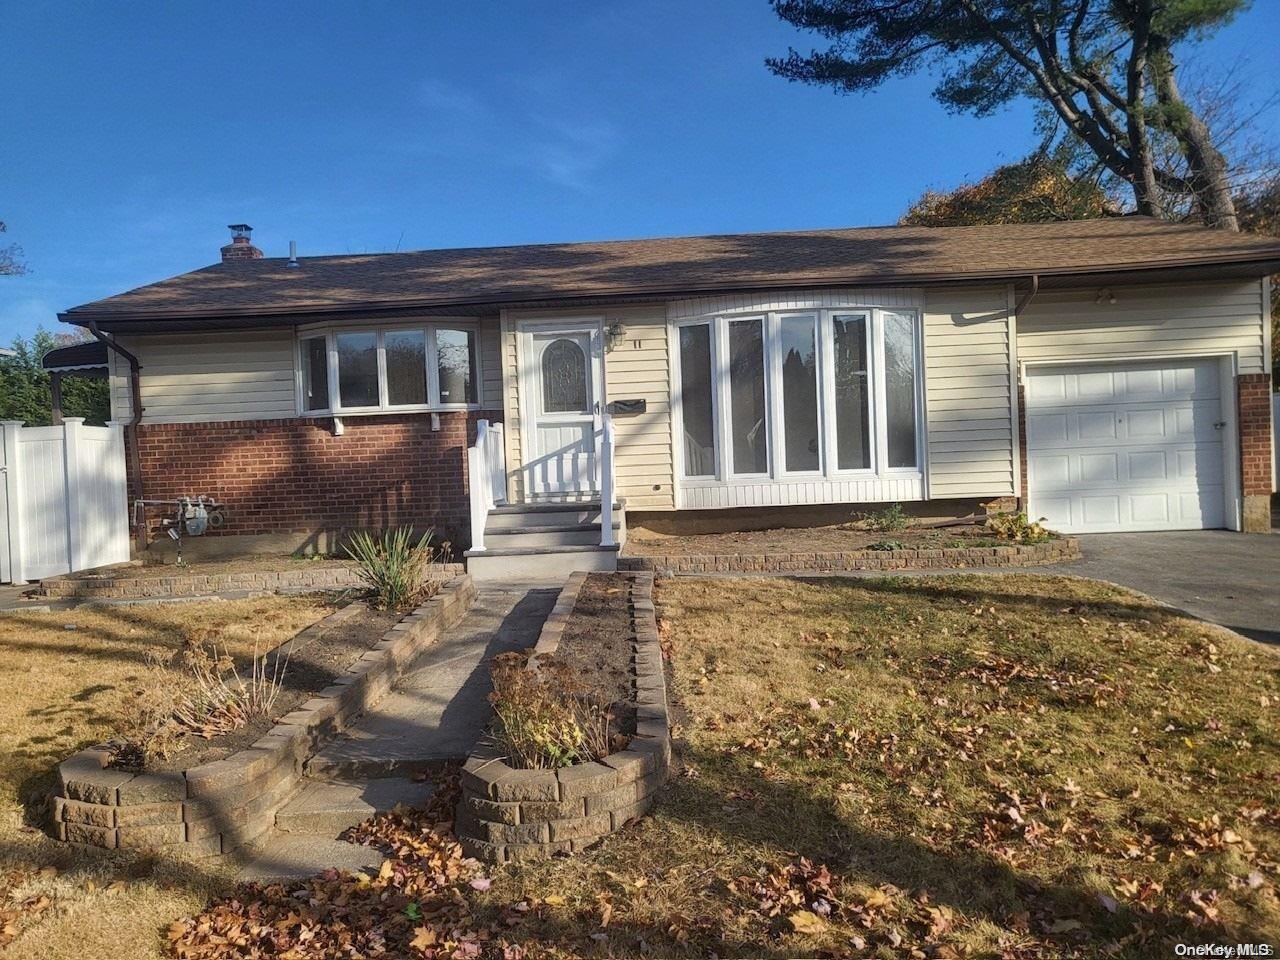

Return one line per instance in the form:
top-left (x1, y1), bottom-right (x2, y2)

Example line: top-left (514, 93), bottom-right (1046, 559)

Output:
top-left (550, 573), bottom-right (634, 709)
top-left (64, 556), bottom-right (352, 582)
top-left (624, 521), bottom-right (1035, 556)
top-left (136, 602), bottom-right (403, 773)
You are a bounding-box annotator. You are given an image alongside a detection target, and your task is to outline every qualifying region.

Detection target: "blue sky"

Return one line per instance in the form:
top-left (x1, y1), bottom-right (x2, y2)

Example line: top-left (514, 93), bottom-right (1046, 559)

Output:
top-left (2, 1), bottom-right (1276, 344)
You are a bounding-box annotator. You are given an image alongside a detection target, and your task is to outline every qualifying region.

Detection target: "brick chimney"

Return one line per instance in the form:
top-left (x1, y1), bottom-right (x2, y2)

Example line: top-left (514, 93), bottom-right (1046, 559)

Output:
top-left (220, 223), bottom-right (264, 262)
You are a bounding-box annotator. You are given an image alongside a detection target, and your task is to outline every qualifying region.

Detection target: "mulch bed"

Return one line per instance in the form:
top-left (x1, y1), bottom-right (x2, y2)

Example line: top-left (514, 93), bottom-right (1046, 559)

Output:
top-left (122, 600), bottom-right (403, 773)
top-left (548, 574), bottom-right (634, 710)
top-left (624, 521), bottom-right (1031, 556)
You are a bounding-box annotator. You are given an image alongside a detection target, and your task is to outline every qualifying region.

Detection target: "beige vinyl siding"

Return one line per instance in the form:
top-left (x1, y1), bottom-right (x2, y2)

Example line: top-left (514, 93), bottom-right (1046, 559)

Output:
top-left (500, 314), bottom-right (522, 502)
top-left (923, 285), bottom-right (1017, 499)
top-left (109, 330), bottom-right (297, 424)
top-left (604, 306), bottom-right (673, 511)
top-left (1018, 280), bottom-right (1267, 373)
top-left (500, 304), bottom-right (674, 511)
top-left (478, 321), bottom-right (503, 409)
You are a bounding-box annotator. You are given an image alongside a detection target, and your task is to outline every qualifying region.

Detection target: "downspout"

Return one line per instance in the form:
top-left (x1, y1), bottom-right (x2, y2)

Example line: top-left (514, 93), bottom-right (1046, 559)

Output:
top-left (1013, 273), bottom-right (1040, 316)
top-left (87, 322), bottom-right (148, 554)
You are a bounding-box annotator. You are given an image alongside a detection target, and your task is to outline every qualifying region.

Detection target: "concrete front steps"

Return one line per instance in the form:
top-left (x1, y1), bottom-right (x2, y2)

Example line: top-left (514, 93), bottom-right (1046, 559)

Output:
top-left (466, 500), bottom-right (625, 582)
top-left (237, 778), bottom-right (429, 879)
top-left (275, 776), bottom-right (434, 837)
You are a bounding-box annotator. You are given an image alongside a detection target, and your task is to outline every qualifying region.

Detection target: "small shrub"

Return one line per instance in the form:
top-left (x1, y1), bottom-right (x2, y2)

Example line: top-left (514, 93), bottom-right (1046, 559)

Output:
top-left (344, 526), bottom-right (436, 611)
top-left (867, 539), bottom-right (907, 551)
top-left (985, 512), bottom-right (1052, 543)
top-left (489, 652), bottom-right (614, 769)
top-left (856, 503), bottom-right (909, 532)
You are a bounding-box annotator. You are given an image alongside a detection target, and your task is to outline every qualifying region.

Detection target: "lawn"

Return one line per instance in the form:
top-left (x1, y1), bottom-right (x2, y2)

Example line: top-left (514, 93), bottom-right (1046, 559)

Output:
top-left (169, 574), bottom-right (1279, 959)
top-left (0, 596), bottom-right (336, 958)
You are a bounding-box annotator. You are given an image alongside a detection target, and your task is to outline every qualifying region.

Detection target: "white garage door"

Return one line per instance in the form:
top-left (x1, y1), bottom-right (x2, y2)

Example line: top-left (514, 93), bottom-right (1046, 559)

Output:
top-left (1025, 359), bottom-right (1226, 533)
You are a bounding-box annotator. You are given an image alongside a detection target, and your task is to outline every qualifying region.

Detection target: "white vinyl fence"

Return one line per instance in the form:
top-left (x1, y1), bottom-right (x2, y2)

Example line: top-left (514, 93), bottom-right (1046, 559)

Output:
top-left (0, 419), bottom-right (130, 583)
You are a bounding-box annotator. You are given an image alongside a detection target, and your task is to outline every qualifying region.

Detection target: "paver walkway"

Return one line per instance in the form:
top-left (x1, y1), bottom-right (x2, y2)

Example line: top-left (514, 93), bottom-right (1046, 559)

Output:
top-left (237, 581), bottom-right (561, 878)
top-left (307, 583), bottom-right (560, 778)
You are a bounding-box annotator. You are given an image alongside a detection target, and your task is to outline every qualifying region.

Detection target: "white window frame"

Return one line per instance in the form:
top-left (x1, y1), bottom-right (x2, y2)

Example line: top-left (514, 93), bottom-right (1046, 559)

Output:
top-left (773, 311), bottom-right (825, 477)
top-left (293, 320), bottom-right (483, 417)
top-left (672, 306), bottom-right (925, 487)
top-left (822, 309), bottom-right (876, 475)
top-left (724, 315), bottom-right (772, 480)
top-left (875, 308), bottom-right (926, 476)
top-left (672, 320), bottom-right (720, 480)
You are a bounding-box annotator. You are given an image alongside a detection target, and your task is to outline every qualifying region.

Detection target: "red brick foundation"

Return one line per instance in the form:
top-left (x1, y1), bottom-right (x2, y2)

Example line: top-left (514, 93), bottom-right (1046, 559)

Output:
top-left (1237, 373), bottom-right (1274, 533)
top-left (128, 412), bottom-right (499, 544)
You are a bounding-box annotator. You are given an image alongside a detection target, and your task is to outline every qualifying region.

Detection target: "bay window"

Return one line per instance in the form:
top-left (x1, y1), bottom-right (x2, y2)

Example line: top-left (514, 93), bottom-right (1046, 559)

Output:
top-left (300, 335), bottom-right (330, 412)
top-left (882, 311), bottom-right (920, 469)
top-left (297, 323), bottom-right (480, 414)
top-left (384, 330), bottom-right (428, 406)
top-left (728, 318), bottom-right (768, 475)
top-left (677, 325), bottom-right (716, 478)
top-left (675, 307), bottom-right (922, 482)
top-left (435, 327), bottom-right (477, 405)
top-left (778, 314), bottom-right (820, 473)
top-left (831, 313), bottom-right (871, 470)
top-left (336, 332), bottom-right (379, 408)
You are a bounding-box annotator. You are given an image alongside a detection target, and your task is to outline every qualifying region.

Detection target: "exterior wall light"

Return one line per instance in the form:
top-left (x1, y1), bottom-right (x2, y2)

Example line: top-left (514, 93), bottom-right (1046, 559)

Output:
top-left (605, 321), bottom-right (627, 352)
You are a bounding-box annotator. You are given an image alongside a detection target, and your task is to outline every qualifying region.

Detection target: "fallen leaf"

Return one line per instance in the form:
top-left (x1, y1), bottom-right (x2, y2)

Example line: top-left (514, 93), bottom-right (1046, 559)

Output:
top-left (787, 910), bottom-right (826, 935)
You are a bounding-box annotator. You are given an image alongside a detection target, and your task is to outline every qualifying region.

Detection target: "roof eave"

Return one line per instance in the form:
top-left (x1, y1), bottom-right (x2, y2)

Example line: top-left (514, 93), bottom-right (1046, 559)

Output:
top-left (60, 252), bottom-right (1280, 333)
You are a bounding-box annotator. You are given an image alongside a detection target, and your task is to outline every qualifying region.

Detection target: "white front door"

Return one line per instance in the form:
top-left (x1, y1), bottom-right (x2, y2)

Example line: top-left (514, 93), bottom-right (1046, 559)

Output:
top-left (523, 325), bottom-right (604, 498)
top-left (1025, 358), bottom-right (1228, 533)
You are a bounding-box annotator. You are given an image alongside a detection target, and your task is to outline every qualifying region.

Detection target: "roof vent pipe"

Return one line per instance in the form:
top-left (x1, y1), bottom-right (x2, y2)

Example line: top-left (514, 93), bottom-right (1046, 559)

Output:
top-left (287, 240), bottom-right (299, 269)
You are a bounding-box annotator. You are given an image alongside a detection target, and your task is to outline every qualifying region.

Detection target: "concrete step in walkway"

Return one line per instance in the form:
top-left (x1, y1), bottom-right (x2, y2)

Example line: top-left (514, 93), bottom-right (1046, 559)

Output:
top-left (305, 583), bottom-right (560, 779)
top-left (275, 776), bottom-right (435, 837)
top-left (236, 833), bottom-right (386, 881)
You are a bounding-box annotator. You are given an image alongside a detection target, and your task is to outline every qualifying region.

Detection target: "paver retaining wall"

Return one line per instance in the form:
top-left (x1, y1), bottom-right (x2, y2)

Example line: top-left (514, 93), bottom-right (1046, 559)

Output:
top-left (40, 562), bottom-right (466, 599)
top-left (619, 538), bottom-right (1080, 575)
top-left (51, 575), bottom-right (477, 856)
top-left (457, 571), bottom-right (671, 863)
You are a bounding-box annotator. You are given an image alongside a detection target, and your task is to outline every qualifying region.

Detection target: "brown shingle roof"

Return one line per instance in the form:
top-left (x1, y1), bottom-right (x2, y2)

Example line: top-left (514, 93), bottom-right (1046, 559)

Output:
top-left (62, 216), bottom-right (1280, 328)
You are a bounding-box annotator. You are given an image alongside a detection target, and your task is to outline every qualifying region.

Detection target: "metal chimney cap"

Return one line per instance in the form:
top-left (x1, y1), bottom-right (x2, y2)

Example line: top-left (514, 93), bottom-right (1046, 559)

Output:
top-left (227, 223), bottom-right (253, 237)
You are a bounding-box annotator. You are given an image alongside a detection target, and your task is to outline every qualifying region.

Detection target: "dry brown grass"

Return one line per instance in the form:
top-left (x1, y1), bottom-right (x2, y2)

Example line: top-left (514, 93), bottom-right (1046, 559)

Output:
top-left (0, 596), bottom-right (334, 958)
top-left (466, 574), bottom-right (1280, 958)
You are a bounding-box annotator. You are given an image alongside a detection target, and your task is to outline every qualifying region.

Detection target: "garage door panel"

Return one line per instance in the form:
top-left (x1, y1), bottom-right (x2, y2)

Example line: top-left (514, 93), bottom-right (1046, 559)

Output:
top-left (1125, 450), bottom-right (1167, 481)
top-left (1026, 358), bottom-right (1226, 533)
top-left (1129, 494), bottom-right (1169, 524)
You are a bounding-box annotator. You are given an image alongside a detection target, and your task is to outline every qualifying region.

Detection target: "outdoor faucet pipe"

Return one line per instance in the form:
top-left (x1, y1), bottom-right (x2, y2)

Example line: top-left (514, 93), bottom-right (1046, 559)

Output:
top-left (87, 321), bottom-right (148, 553)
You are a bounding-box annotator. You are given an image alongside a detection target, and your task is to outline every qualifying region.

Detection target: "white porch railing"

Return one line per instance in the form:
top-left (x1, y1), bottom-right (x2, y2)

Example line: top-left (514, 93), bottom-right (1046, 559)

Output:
top-left (467, 419), bottom-right (507, 553)
top-left (599, 414), bottom-right (616, 547)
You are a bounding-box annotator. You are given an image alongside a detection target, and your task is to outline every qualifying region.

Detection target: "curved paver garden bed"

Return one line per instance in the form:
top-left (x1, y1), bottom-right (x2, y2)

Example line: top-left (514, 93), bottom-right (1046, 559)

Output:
top-left (51, 575), bottom-right (477, 857)
top-left (457, 571), bottom-right (671, 864)
top-left (39, 561), bottom-right (466, 599)
top-left (619, 537), bottom-right (1079, 575)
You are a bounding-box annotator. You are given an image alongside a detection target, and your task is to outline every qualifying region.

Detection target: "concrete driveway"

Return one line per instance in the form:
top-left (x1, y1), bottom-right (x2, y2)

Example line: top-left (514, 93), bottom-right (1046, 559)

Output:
top-left (1046, 531), bottom-right (1279, 646)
